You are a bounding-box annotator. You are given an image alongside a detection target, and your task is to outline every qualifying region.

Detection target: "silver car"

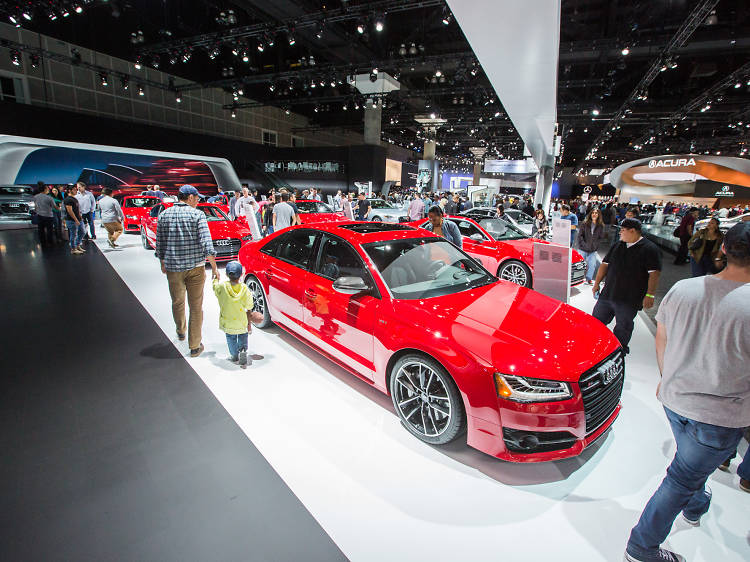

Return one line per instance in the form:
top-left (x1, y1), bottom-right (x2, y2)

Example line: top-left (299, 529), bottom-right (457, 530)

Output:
top-left (0, 185), bottom-right (35, 221)
top-left (367, 199), bottom-right (409, 223)
top-left (695, 212), bottom-right (750, 233)
top-left (458, 207), bottom-right (531, 235)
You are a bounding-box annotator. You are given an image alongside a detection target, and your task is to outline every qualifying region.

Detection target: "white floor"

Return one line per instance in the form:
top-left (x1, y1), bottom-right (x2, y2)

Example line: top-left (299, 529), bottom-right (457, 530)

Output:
top-left (94, 229), bottom-right (748, 562)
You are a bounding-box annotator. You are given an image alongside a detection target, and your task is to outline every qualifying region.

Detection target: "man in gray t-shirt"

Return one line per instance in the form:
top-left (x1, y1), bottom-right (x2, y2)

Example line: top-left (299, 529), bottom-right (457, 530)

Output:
top-left (625, 222), bottom-right (750, 562)
top-left (272, 193), bottom-right (295, 231)
top-left (33, 184), bottom-right (56, 246)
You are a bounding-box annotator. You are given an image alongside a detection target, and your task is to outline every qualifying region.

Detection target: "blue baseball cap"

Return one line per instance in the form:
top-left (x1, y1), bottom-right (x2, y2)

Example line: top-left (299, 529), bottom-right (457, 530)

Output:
top-left (179, 184), bottom-right (201, 196)
top-left (225, 260), bottom-right (243, 279)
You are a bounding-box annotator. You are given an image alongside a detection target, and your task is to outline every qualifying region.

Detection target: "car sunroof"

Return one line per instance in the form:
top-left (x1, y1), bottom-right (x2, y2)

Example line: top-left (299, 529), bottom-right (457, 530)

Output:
top-left (338, 223), bottom-right (414, 233)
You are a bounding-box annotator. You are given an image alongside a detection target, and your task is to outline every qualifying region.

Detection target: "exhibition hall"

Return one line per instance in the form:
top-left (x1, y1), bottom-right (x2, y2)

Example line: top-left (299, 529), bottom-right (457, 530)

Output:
top-left (0, 1), bottom-right (748, 562)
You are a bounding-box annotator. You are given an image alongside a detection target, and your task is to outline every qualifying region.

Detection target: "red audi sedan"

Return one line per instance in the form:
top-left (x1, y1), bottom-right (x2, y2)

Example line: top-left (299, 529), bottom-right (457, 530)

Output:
top-left (141, 202), bottom-right (253, 261)
top-left (113, 195), bottom-right (161, 232)
top-left (406, 216), bottom-right (586, 288)
top-left (294, 199), bottom-right (347, 225)
top-left (238, 222), bottom-right (623, 462)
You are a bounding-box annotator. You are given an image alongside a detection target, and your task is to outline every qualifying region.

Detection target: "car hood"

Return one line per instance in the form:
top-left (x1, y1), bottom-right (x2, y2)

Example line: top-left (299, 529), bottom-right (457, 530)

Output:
top-left (300, 212), bottom-right (347, 224)
top-left (207, 220), bottom-right (250, 239)
top-left (498, 237), bottom-right (584, 262)
top-left (393, 281), bottom-right (617, 382)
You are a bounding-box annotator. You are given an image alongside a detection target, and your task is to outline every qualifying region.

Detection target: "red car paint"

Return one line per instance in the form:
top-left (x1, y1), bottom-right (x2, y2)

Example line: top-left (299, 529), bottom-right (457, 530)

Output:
top-left (293, 199), bottom-right (348, 225)
top-left (406, 215), bottom-right (586, 288)
top-left (238, 223), bottom-right (622, 462)
top-left (115, 195), bottom-right (161, 232)
top-left (141, 202), bottom-right (253, 261)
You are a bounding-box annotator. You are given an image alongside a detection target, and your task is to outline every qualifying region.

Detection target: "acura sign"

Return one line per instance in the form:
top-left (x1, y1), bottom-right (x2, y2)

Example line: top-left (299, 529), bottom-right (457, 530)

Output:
top-left (647, 158), bottom-right (697, 168)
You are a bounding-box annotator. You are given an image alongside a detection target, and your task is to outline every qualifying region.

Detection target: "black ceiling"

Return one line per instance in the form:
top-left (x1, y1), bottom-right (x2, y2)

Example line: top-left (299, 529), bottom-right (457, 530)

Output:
top-left (3, 0), bottom-right (750, 174)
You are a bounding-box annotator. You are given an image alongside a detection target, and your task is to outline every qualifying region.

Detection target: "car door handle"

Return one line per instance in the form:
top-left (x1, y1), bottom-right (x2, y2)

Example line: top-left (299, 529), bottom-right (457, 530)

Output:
top-left (304, 289), bottom-right (317, 298)
top-left (264, 270), bottom-right (273, 279)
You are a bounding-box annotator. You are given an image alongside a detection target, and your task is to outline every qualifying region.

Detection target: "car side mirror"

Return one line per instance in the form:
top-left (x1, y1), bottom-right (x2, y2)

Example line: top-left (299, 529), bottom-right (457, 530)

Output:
top-left (332, 276), bottom-right (370, 295)
top-left (470, 233), bottom-right (484, 242)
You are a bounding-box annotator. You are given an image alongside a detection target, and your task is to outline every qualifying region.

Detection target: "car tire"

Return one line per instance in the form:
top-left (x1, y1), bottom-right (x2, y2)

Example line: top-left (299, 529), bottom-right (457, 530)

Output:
top-left (245, 274), bottom-right (272, 329)
top-left (372, 215), bottom-right (382, 222)
top-left (389, 354), bottom-right (465, 446)
top-left (141, 227), bottom-right (153, 250)
top-left (498, 260), bottom-right (532, 288)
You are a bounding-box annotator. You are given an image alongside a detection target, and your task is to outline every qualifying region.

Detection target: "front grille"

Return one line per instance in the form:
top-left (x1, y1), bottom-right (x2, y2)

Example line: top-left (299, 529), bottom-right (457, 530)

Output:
top-left (214, 238), bottom-right (241, 257)
top-left (1, 202), bottom-right (29, 214)
top-left (579, 349), bottom-right (624, 435)
top-left (571, 262), bottom-right (586, 283)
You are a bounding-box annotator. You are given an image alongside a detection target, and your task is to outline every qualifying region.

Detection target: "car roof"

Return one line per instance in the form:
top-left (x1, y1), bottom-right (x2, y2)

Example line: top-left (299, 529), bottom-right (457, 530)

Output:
top-left (298, 221), bottom-right (436, 244)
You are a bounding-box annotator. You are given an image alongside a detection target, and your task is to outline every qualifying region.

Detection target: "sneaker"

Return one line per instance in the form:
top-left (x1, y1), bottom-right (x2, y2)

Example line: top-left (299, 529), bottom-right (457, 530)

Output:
top-left (229, 356), bottom-right (238, 363)
top-left (740, 478), bottom-right (750, 493)
top-left (71, 248), bottom-right (84, 255)
top-left (176, 332), bottom-right (186, 341)
top-left (107, 238), bottom-right (115, 249)
top-left (77, 246), bottom-right (86, 252)
top-left (682, 485), bottom-right (711, 526)
top-left (189, 343), bottom-right (204, 358)
top-left (625, 548), bottom-right (685, 562)
top-left (238, 348), bottom-right (247, 367)
top-left (718, 459), bottom-right (731, 472)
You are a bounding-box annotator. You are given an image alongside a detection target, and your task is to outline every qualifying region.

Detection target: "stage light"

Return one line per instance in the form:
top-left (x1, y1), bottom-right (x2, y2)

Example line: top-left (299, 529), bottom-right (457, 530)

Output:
top-left (257, 42), bottom-right (264, 52)
top-left (442, 9), bottom-right (452, 25)
top-left (435, 69), bottom-right (442, 77)
top-left (374, 16), bottom-right (384, 32)
top-left (22, 12), bottom-right (32, 21)
top-left (75, 6), bottom-right (83, 14)
top-left (408, 43), bottom-right (417, 55)
top-left (356, 22), bottom-right (365, 34)
top-left (269, 83), bottom-right (275, 92)
top-left (29, 54), bottom-right (39, 68)
top-left (137, 85), bottom-right (145, 96)
top-left (121, 77), bottom-right (129, 90)
top-left (231, 109), bottom-right (236, 118)
top-left (592, 108), bottom-right (600, 116)
top-left (10, 51), bottom-right (20, 66)
top-left (242, 51), bottom-right (249, 62)
top-left (62, 9), bottom-right (70, 17)
top-left (316, 24), bottom-right (324, 39)
top-left (285, 108), bottom-right (290, 115)
top-left (430, 112), bottom-right (436, 119)
top-left (288, 32), bottom-right (296, 46)
top-left (621, 47), bottom-right (630, 56)
top-left (8, 15), bottom-right (18, 25)
top-left (134, 56), bottom-right (143, 70)
top-left (99, 73), bottom-right (108, 86)
top-left (735, 82), bottom-right (742, 88)
top-left (175, 92), bottom-right (182, 103)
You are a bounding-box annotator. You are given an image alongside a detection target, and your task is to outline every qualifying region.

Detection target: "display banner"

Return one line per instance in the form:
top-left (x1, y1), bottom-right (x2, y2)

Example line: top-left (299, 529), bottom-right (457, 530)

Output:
top-left (532, 242), bottom-right (571, 303)
top-left (551, 217), bottom-right (571, 247)
top-left (417, 160), bottom-right (439, 192)
top-left (694, 180), bottom-right (750, 199)
top-left (483, 159), bottom-right (539, 174)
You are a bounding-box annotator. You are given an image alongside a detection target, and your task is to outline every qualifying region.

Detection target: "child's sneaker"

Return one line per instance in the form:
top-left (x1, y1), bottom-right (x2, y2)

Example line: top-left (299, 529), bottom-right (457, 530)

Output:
top-left (238, 348), bottom-right (247, 368)
top-left (229, 356), bottom-right (238, 363)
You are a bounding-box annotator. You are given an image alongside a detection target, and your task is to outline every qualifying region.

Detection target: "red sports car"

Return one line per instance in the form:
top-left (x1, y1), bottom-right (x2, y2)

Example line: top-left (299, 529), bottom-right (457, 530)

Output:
top-left (238, 222), bottom-right (623, 462)
top-left (406, 216), bottom-right (586, 288)
top-left (141, 202), bottom-right (253, 261)
top-left (294, 199), bottom-right (347, 225)
top-left (113, 195), bottom-right (161, 232)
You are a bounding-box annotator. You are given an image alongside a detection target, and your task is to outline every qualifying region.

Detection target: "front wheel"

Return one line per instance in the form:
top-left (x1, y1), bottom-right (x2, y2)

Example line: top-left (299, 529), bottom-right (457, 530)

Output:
top-left (141, 227), bottom-right (153, 250)
top-left (498, 260), bottom-right (532, 287)
top-left (371, 215), bottom-right (382, 222)
top-left (390, 354), bottom-right (465, 445)
top-left (244, 274), bottom-right (272, 328)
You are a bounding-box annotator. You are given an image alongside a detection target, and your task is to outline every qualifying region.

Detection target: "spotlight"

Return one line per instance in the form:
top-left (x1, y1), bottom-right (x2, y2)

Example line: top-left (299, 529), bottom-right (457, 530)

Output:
top-left (285, 107), bottom-right (290, 115)
top-left (242, 51), bottom-right (249, 63)
top-left (621, 47), bottom-right (630, 56)
top-left (22, 12), bottom-right (32, 21)
top-left (398, 44), bottom-right (407, 56)
top-left (49, 12), bottom-right (58, 21)
top-left (314, 106), bottom-right (319, 113)
top-left (356, 22), bottom-right (365, 34)
top-left (442, 10), bottom-right (452, 25)
top-left (75, 6), bottom-right (83, 14)
top-left (288, 31), bottom-right (296, 45)
top-left (430, 112), bottom-right (436, 119)
top-left (592, 108), bottom-right (600, 116)
top-left (29, 54), bottom-right (39, 68)
top-left (408, 43), bottom-right (418, 55)
top-left (175, 91), bottom-right (182, 103)
top-left (121, 77), bottom-right (129, 90)
top-left (374, 16), bottom-right (384, 32)
top-left (8, 15), bottom-right (18, 25)
top-left (9, 50), bottom-right (20, 66)
top-left (342, 103), bottom-right (348, 111)
top-left (62, 9), bottom-right (70, 17)
top-left (134, 56), bottom-right (143, 70)
top-left (137, 85), bottom-right (145, 96)
top-left (735, 82), bottom-right (742, 89)
top-left (435, 69), bottom-right (442, 77)
top-left (315, 24), bottom-right (324, 39)
top-left (269, 83), bottom-right (275, 92)
top-left (257, 42), bottom-right (264, 52)
top-left (208, 47), bottom-right (220, 60)
top-left (231, 109), bottom-right (236, 118)
top-left (99, 73), bottom-right (108, 86)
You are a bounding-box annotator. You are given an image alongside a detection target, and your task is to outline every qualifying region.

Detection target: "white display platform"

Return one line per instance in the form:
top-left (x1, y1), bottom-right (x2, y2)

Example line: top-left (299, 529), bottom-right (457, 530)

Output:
top-left (94, 229), bottom-right (748, 562)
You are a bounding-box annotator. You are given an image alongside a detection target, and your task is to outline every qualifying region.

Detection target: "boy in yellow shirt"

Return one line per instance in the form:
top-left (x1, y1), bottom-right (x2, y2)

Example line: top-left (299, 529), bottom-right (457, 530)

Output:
top-left (213, 261), bottom-right (254, 367)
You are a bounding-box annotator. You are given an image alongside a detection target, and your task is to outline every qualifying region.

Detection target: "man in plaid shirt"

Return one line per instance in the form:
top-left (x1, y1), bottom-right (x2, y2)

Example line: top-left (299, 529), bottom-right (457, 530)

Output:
top-left (156, 185), bottom-right (219, 357)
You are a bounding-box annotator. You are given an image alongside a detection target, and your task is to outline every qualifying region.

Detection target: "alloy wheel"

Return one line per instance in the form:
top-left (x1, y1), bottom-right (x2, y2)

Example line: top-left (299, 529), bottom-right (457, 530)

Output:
top-left (499, 262), bottom-right (529, 286)
top-left (393, 361), bottom-right (453, 438)
top-left (246, 276), bottom-right (266, 319)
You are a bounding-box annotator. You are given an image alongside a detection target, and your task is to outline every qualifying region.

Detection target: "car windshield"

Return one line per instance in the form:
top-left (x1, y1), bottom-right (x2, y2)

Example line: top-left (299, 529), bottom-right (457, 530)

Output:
top-left (364, 237), bottom-right (495, 300)
top-left (0, 187), bottom-right (32, 195)
top-left (197, 206), bottom-right (229, 221)
top-left (369, 199), bottom-right (394, 209)
top-left (479, 218), bottom-right (528, 241)
top-left (296, 200), bottom-right (334, 213)
top-left (125, 197), bottom-right (158, 208)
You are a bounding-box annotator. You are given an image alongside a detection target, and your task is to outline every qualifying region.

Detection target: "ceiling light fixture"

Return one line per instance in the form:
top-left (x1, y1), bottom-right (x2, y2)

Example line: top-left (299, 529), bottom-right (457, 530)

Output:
top-left (99, 73), bottom-right (108, 86)
top-left (357, 21), bottom-right (365, 34)
top-left (621, 47), bottom-right (630, 56)
top-left (9, 50), bottom-right (20, 66)
top-left (137, 85), bottom-right (145, 96)
top-left (374, 16), bottom-right (384, 32)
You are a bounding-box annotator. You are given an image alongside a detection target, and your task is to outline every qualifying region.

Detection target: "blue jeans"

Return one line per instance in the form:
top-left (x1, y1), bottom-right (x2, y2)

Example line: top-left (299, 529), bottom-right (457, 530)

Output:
top-left (83, 211), bottom-right (96, 238)
top-left (592, 297), bottom-right (637, 353)
top-left (627, 407), bottom-right (743, 558)
top-left (579, 250), bottom-right (599, 282)
top-left (65, 220), bottom-right (85, 249)
top-left (726, 440), bottom-right (750, 481)
top-left (225, 332), bottom-right (248, 360)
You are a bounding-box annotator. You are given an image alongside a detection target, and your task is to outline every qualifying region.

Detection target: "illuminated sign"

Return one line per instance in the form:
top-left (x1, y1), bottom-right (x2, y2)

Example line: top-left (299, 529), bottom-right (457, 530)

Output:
top-left (715, 185), bottom-right (735, 197)
top-left (647, 158), bottom-right (696, 168)
top-left (264, 161), bottom-right (344, 174)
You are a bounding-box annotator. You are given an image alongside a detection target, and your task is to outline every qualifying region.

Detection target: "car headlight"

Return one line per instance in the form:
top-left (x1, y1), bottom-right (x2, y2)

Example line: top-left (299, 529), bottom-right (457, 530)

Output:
top-left (494, 373), bottom-right (572, 402)
top-left (241, 234), bottom-right (253, 241)
top-left (28, 201), bottom-right (35, 209)
top-left (126, 214), bottom-right (138, 220)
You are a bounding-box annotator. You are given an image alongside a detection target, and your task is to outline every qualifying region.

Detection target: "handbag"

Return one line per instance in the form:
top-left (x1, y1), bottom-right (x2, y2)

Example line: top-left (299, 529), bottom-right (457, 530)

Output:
top-left (688, 236), bottom-right (703, 252)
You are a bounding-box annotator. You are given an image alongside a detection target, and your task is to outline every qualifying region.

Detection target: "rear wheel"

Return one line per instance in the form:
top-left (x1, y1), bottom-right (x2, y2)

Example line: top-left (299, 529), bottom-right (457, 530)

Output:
top-left (141, 227), bottom-right (152, 250)
top-left (390, 354), bottom-right (465, 445)
top-left (498, 260), bottom-right (532, 287)
top-left (372, 215), bottom-right (382, 222)
top-left (245, 274), bottom-right (272, 328)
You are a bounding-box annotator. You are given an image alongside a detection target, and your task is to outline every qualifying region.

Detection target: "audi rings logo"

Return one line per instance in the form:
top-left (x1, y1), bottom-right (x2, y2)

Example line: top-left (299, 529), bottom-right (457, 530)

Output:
top-left (215, 239), bottom-right (232, 246)
top-left (648, 157), bottom-right (696, 168)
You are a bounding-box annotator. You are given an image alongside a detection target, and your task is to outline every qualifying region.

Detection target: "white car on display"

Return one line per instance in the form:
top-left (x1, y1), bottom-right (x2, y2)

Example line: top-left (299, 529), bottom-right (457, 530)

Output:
top-left (695, 212), bottom-right (750, 233)
top-left (366, 198), bottom-right (409, 222)
top-left (459, 207), bottom-right (534, 236)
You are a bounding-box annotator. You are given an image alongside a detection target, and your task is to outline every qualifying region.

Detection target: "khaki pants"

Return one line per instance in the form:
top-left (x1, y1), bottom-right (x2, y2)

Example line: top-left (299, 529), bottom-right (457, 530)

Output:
top-left (166, 266), bottom-right (205, 350)
top-left (103, 221), bottom-right (123, 242)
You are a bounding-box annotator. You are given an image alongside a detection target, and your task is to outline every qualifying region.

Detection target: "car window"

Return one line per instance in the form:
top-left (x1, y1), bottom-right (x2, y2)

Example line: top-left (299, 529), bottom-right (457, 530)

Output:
top-left (447, 218), bottom-right (487, 239)
top-left (296, 200), bottom-right (334, 213)
top-left (364, 238), bottom-right (494, 299)
top-left (267, 230), bottom-right (318, 269)
top-left (479, 218), bottom-right (528, 241)
top-left (369, 200), bottom-right (392, 209)
top-left (125, 197), bottom-right (158, 208)
top-left (197, 206), bottom-right (229, 221)
top-left (314, 235), bottom-right (372, 283)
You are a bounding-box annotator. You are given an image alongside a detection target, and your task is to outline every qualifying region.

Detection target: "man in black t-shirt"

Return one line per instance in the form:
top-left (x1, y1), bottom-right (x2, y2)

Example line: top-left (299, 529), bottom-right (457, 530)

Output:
top-left (63, 192), bottom-right (86, 254)
top-left (592, 218), bottom-right (661, 353)
top-left (356, 193), bottom-right (371, 221)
